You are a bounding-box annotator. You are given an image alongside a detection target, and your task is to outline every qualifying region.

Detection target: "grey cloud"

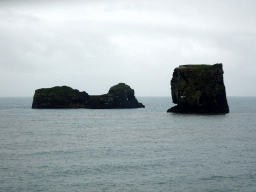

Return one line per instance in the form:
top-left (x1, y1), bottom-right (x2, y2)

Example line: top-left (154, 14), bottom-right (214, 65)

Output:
top-left (1, 0), bottom-right (256, 96)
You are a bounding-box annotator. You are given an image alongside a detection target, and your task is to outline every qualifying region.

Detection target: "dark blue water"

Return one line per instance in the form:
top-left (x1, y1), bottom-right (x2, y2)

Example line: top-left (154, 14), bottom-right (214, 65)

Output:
top-left (0, 97), bottom-right (256, 192)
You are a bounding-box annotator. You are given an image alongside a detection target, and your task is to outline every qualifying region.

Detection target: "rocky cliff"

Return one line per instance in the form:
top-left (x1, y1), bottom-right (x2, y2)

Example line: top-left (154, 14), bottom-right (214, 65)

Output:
top-left (32, 83), bottom-right (145, 109)
top-left (167, 63), bottom-right (229, 113)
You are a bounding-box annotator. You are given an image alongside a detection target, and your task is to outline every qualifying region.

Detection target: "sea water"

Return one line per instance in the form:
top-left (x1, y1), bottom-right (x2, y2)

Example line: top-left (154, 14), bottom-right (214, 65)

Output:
top-left (0, 97), bottom-right (256, 192)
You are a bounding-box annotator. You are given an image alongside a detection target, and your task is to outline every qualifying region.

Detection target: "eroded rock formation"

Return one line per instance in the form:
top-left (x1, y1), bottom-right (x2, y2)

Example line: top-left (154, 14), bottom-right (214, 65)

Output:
top-left (32, 83), bottom-right (145, 109)
top-left (167, 63), bottom-right (229, 113)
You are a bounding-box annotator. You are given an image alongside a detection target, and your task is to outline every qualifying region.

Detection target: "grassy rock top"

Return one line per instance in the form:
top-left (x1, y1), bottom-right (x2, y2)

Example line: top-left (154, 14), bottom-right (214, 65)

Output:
top-left (178, 64), bottom-right (221, 71)
top-left (35, 86), bottom-right (81, 97)
top-left (108, 83), bottom-right (132, 95)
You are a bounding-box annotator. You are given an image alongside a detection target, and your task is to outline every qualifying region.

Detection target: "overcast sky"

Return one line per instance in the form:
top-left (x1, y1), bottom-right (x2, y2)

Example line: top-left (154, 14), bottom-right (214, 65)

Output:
top-left (0, 0), bottom-right (256, 97)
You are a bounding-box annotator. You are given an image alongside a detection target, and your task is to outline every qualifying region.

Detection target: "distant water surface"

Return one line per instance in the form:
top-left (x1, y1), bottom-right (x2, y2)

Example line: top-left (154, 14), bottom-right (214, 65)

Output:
top-left (0, 97), bottom-right (256, 192)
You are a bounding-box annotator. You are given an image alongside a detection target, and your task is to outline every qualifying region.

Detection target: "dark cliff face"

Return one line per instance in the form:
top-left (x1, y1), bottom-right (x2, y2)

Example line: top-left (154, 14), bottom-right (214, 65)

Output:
top-left (167, 63), bottom-right (229, 113)
top-left (32, 83), bottom-right (145, 109)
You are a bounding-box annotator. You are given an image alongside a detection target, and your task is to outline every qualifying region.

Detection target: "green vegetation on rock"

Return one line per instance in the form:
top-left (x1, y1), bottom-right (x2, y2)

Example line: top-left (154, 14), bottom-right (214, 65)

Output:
top-left (36, 86), bottom-right (80, 97)
top-left (191, 64), bottom-right (211, 70)
top-left (108, 83), bottom-right (131, 95)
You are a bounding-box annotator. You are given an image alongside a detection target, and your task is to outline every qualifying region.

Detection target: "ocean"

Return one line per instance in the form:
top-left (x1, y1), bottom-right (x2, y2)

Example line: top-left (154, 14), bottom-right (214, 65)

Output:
top-left (0, 97), bottom-right (256, 192)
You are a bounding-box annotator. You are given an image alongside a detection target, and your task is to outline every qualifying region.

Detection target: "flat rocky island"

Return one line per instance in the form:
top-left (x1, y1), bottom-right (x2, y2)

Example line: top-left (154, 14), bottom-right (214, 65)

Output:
top-left (32, 83), bottom-right (145, 109)
top-left (167, 63), bottom-right (229, 113)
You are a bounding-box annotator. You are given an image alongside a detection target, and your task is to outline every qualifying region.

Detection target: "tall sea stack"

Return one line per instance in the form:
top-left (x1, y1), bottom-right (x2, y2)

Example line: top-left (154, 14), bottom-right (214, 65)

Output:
top-left (167, 63), bottom-right (229, 113)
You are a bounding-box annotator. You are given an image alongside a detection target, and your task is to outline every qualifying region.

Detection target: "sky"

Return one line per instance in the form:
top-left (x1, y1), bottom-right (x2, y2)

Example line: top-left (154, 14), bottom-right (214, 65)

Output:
top-left (0, 0), bottom-right (256, 97)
